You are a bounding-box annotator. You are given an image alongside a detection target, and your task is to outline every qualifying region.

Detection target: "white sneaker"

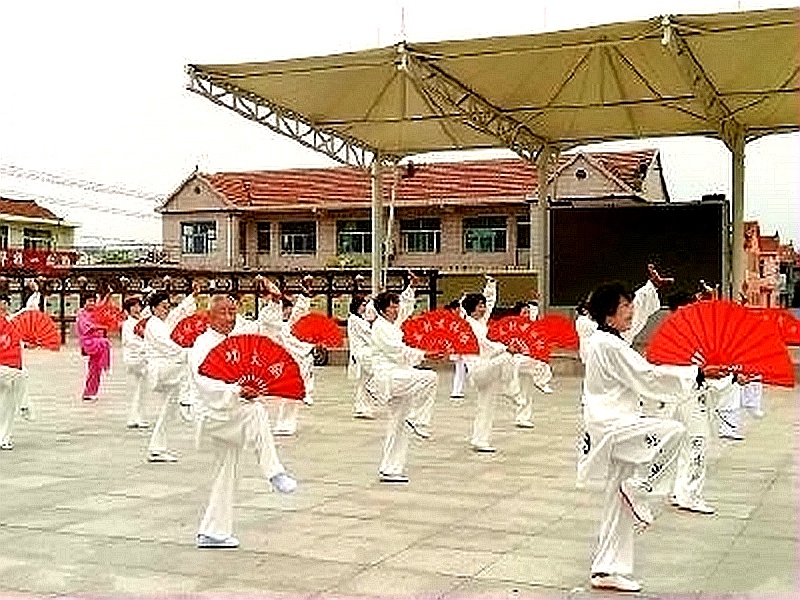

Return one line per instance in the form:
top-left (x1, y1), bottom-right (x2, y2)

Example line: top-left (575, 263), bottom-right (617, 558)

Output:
top-left (749, 409), bottom-right (765, 419)
top-left (379, 473), bottom-right (410, 484)
top-left (353, 412), bottom-right (375, 420)
top-left (148, 450), bottom-right (178, 463)
top-left (515, 420), bottom-right (535, 429)
top-left (272, 428), bottom-right (295, 437)
top-left (0, 438), bottom-right (13, 450)
top-left (677, 500), bottom-right (715, 515)
top-left (471, 444), bottom-right (497, 453)
top-left (535, 383), bottom-right (554, 394)
top-left (127, 421), bottom-right (151, 429)
top-left (270, 472), bottom-right (297, 494)
top-left (619, 480), bottom-right (654, 525)
top-left (590, 573), bottom-right (641, 592)
top-left (196, 533), bottom-right (240, 549)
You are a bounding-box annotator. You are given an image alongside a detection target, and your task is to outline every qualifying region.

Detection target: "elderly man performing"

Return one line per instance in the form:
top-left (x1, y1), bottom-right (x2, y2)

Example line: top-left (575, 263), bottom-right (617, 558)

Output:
top-left (0, 295), bottom-right (28, 451)
top-left (191, 294), bottom-right (297, 548)
top-left (143, 286), bottom-right (198, 463)
top-left (368, 285), bottom-right (439, 484)
top-left (462, 276), bottom-right (522, 452)
top-left (579, 282), bottom-right (723, 593)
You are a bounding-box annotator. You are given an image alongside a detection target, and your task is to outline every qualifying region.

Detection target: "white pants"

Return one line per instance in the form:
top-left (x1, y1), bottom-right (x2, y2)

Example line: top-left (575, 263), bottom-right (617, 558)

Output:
top-left (740, 381), bottom-right (763, 415)
top-left (515, 357), bottom-right (552, 424)
top-left (272, 400), bottom-right (301, 434)
top-left (147, 365), bottom-right (186, 453)
top-left (198, 402), bottom-right (285, 538)
top-left (451, 359), bottom-right (468, 397)
top-left (590, 418), bottom-right (684, 576)
top-left (671, 394), bottom-right (711, 506)
top-left (125, 363), bottom-right (148, 425)
top-left (353, 373), bottom-right (375, 417)
top-left (379, 368), bottom-right (437, 476)
top-left (470, 354), bottom-right (520, 447)
top-left (0, 367), bottom-right (28, 443)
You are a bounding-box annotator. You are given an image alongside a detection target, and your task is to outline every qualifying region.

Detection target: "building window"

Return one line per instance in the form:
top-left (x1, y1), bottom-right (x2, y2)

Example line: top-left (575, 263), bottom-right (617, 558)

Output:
top-left (575, 168), bottom-right (588, 180)
top-left (23, 228), bottom-right (53, 251)
top-left (0, 225), bottom-right (8, 250)
top-left (400, 218), bottom-right (441, 253)
top-left (337, 220), bottom-right (372, 254)
top-left (280, 221), bottom-right (316, 255)
top-left (516, 216), bottom-right (530, 249)
top-left (464, 216), bottom-right (507, 253)
top-left (181, 221), bottom-right (217, 255)
top-left (257, 222), bottom-right (271, 253)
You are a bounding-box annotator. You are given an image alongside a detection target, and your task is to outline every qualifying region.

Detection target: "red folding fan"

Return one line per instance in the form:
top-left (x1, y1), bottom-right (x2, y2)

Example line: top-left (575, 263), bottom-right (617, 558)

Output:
top-left (291, 312), bottom-right (344, 348)
top-left (133, 317), bottom-right (150, 338)
top-left (198, 334), bottom-right (305, 400)
top-left (92, 300), bottom-right (125, 332)
top-left (487, 315), bottom-right (551, 361)
top-left (10, 310), bottom-right (60, 350)
top-left (535, 314), bottom-right (580, 350)
top-left (401, 309), bottom-right (480, 355)
top-left (0, 319), bottom-right (23, 369)
top-left (170, 312), bottom-right (210, 348)
top-left (646, 300), bottom-right (795, 387)
top-left (748, 307), bottom-right (800, 346)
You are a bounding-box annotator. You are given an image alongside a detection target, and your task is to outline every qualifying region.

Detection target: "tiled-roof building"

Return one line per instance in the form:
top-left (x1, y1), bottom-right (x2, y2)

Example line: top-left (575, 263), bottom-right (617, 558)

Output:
top-left (0, 196), bottom-right (76, 251)
top-left (743, 221), bottom-right (799, 307)
top-left (160, 149), bottom-right (669, 271)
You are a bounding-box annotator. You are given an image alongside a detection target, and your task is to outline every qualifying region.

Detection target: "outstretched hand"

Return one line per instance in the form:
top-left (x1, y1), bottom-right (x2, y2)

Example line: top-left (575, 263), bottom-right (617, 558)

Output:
top-left (647, 264), bottom-right (674, 288)
top-left (408, 270), bottom-right (425, 288)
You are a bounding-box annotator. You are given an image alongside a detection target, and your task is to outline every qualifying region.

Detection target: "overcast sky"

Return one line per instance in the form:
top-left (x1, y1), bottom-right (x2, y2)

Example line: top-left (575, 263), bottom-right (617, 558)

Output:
top-left (0, 0), bottom-right (797, 246)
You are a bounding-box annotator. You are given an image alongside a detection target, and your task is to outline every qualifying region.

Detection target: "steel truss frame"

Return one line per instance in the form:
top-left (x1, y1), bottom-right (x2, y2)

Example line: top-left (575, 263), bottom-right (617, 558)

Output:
top-left (399, 44), bottom-right (554, 163)
top-left (186, 66), bottom-right (400, 169)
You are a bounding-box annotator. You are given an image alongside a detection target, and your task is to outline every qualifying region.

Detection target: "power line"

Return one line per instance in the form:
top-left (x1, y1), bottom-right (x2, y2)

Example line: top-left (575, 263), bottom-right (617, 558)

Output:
top-left (0, 187), bottom-right (160, 220)
top-left (0, 163), bottom-right (164, 203)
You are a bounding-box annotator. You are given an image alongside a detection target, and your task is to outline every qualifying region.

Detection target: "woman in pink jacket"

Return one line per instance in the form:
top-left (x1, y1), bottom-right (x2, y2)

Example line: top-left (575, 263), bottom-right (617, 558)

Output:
top-left (76, 294), bottom-right (111, 402)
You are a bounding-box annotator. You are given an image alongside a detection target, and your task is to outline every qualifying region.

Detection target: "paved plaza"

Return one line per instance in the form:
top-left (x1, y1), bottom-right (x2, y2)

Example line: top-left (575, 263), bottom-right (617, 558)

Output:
top-left (0, 342), bottom-right (797, 598)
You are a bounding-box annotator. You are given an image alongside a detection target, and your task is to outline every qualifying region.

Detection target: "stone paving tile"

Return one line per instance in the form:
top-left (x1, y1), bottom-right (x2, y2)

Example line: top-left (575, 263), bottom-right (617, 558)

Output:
top-left (0, 344), bottom-right (795, 597)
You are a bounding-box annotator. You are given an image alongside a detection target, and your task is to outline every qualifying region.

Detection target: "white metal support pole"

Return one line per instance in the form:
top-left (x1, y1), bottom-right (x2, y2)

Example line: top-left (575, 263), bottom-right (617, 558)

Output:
top-left (533, 146), bottom-right (554, 312)
top-left (371, 156), bottom-right (383, 295)
top-left (731, 135), bottom-right (746, 300)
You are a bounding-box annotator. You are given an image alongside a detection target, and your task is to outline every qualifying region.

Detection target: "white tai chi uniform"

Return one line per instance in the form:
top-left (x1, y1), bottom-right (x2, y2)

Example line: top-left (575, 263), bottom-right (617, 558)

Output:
top-left (367, 292), bottom-right (438, 477)
top-left (122, 315), bottom-right (149, 426)
top-left (348, 313), bottom-right (375, 418)
top-left (659, 375), bottom-right (734, 509)
top-left (579, 328), bottom-right (695, 578)
top-left (450, 356), bottom-right (468, 399)
top-left (512, 303), bottom-right (553, 426)
top-left (258, 296), bottom-right (314, 435)
top-left (0, 317), bottom-right (27, 449)
top-left (191, 318), bottom-right (288, 540)
top-left (465, 280), bottom-right (521, 449)
top-left (740, 379), bottom-right (764, 418)
top-left (717, 380), bottom-right (746, 439)
top-left (144, 294), bottom-right (196, 455)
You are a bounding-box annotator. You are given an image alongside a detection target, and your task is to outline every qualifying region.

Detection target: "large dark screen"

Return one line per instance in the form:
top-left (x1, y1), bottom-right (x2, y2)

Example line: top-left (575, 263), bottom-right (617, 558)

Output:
top-left (550, 202), bottom-right (725, 306)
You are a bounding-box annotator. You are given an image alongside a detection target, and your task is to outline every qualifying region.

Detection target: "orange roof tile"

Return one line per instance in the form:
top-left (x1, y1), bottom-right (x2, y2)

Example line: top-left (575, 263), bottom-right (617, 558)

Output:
top-left (0, 196), bottom-right (61, 221)
top-left (203, 150), bottom-right (657, 209)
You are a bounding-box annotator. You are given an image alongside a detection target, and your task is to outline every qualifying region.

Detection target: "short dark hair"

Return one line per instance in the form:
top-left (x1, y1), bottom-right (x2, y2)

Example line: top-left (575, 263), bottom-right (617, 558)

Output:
top-left (350, 293), bottom-right (368, 315)
top-left (122, 296), bottom-right (142, 313)
top-left (374, 291), bottom-right (400, 315)
top-left (461, 293), bottom-right (486, 316)
top-left (80, 293), bottom-right (98, 307)
top-left (148, 291), bottom-right (170, 310)
top-left (281, 297), bottom-right (294, 310)
top-left (588, 282), bottom-right (633, 325)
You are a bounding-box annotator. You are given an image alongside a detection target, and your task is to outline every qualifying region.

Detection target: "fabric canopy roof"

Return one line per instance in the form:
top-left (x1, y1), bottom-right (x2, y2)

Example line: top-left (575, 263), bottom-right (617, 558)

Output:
top-left (187, 7), bottom-right (798, 166)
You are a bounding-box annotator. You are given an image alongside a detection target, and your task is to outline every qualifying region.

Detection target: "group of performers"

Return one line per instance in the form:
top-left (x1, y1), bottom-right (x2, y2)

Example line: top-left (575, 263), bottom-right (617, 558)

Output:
top-left (0, 266), bottom-right (778, 593)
